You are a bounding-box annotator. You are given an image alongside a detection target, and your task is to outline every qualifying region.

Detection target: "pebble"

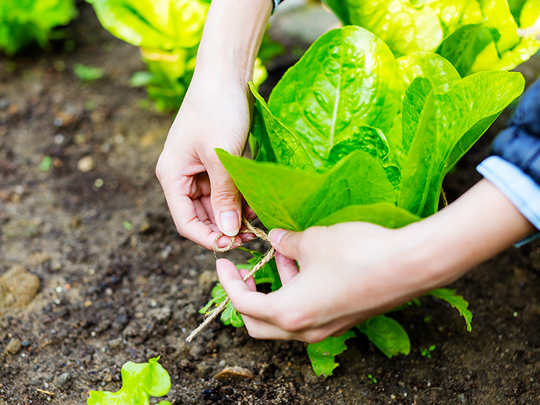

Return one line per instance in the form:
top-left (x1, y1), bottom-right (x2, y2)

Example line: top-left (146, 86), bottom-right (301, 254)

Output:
top-left (197, 361), bottom-right (213, 375)
top-left (77, 156), bottom-right (94, 173)
top-left (148, 306), bottom-right (171, 322)
top-left (108, 337), bottom-right (123, 349)
top-left (0, 265), bottom-right (40, 309)
top-left (4, 338), bottom-right (22, 355)
top-left (138, 221), bottom-right (152, 234)
top-left (212, 366), bottom-right (255, 380)
top-left (56, 372), bottom-right (71, 389)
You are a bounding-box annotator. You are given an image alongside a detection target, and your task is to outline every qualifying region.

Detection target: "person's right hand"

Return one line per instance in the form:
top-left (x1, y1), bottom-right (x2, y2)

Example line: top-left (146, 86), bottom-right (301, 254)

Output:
top-left (156, 73), bottom-right (255, 250)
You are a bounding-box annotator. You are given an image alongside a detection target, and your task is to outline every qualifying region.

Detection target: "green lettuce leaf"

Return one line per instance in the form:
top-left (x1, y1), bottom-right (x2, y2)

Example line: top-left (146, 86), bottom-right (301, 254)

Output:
top-left (397, 52), bottom-right (461, 93)
top-left (427, 289), bottom-right (472, 332)
top-left (268, 27), bottom-right (401, 166)
top-left (200, 283), bottom-right (244, 327)
top-left (345, 0), bottom-right (444, 57)
top-left (520, 0), bottom-right (540, 29)
top-left (249, 82), bottom-right (317, 172)
top-left (323, 0), bottom-right (540, 74)
top-left (435, 0), bottom-right (540, 76)
top-left (218, 149), bottom-right (396, 231)
top-left (357, 315), bottom-right (411, 358)
top-left (87, 357), bottom-right (171, 405)
top-left (398, 70), bottom-right (524, 217)
top-left (313, 202), bottom-right (420, 228)
top-left (428, 0), bottom-right (483, 35)
top-left (306, 330), bottom-right (356, 377)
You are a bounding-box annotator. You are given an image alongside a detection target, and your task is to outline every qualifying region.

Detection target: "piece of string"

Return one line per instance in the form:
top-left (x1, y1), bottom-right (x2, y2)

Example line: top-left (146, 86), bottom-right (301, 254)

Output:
top-left (185, 217), bottom-right (275, 343)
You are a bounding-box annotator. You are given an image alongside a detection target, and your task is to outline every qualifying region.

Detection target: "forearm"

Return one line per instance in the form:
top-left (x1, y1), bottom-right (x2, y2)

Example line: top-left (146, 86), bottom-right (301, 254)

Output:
top-left (195, 0), bottom-right (272, 82)
top-left (404, 179), bottom-right (535, 290)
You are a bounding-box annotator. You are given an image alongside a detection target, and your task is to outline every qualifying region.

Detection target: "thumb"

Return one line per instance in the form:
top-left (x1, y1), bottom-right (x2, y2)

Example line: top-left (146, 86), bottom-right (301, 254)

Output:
top-left (205, 151), bottom-right (243, 237)
top-left (268, 229), bottom-right (304, 260)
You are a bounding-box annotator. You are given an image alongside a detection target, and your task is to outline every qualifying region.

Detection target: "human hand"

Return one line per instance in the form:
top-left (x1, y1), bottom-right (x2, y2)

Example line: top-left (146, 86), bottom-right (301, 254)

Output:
top-left (155, 0), bottom-right (271, 250)
top-left (156, 75), bottom-right (255, 250)
top-left (217, 222), bottom-right (425, 343)
top-left (216, 180), bottom-right (535, 342)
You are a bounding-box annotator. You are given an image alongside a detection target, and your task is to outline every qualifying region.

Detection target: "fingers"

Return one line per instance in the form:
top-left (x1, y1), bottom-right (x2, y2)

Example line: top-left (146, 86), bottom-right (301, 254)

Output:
top-left (275, 252), bottom-right (299, 284)
top-left (216, 259), bottom-right (274, 323)
top-left (205, 151), bottom-right (243, 237)
top-left (268, 228), bottom-right (304, 260)
top-left (238, 267), bottom-right (256, 292)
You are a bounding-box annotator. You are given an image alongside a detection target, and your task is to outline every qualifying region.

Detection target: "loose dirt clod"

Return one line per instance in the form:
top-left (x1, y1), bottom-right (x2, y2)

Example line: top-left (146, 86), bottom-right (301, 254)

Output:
top-left (212, 366), bottom-right (255, 380)
top-left (4, 338), bottom-right (22, 355)
top-left (0, 265), bottom-right (40, 309)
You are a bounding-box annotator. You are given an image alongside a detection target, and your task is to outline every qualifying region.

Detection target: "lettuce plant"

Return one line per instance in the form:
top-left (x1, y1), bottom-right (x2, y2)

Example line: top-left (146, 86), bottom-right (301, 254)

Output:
top-left (323, 0), bottom-right (540, 77)
top-left (87, 0), bottom-right (279, 110)
top-left (0, 0), bottom-right (77, 55)
top-left (202, 26), bottom-right (524, 376)
top-left (87, 357), bottom-right (172, 405)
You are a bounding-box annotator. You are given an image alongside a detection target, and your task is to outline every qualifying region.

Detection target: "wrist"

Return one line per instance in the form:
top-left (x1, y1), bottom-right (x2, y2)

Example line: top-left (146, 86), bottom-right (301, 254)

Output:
top-left (195, 0), bottom-right (272, 83)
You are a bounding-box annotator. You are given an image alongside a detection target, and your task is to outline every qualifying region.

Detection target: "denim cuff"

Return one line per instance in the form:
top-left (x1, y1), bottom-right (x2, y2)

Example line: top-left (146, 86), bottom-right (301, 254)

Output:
top-left (477, 156), bottom-right (540, 246)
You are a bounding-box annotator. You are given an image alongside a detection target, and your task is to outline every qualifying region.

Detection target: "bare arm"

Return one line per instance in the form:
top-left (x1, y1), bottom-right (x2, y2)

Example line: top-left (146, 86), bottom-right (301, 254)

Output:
top-left (156, 0), bottom-right (272, 249)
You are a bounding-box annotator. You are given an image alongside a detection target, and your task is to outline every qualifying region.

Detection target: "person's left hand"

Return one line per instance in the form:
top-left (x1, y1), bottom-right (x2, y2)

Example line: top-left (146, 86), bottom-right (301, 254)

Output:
top-left (216, 221), bottom-right (429, 342)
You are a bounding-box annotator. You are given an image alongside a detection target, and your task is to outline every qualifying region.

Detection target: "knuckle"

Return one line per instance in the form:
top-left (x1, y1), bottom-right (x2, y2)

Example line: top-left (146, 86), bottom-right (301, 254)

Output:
top-left (276, 311), bottom-right (313, 332)
top-left (212, 188), bottom-right (239, 206)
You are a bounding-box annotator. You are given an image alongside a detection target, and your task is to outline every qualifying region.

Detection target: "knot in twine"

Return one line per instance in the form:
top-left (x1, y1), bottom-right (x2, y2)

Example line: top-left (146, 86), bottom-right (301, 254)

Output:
top-left (186, 217), bottom-right (274, 343)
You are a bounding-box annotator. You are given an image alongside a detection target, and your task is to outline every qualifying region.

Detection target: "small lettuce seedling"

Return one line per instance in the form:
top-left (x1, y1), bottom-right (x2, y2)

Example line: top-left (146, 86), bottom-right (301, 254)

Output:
top-left (421, 345), bottom-right (437, 358)
top-left (87, 357), bottom-right (172, 405)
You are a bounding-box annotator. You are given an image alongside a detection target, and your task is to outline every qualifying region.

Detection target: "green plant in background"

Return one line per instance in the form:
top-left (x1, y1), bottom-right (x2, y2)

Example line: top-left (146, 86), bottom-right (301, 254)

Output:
top-left (87, 357), bottom-right (172, 405)
top-left (323, 0), bottom-right (540, 77)
top-left (74, 63), bottom-right (104, 82)
top-left (421, 345), bottom-right (437, 358)
top-left (0, 0), bottom-right (77, 55)
top-left (202, 25), bottom-right (523, 377)
top-left (367, 374), bottom-right (378, 384)
top-left (88, 0), bottom-right (282, 111)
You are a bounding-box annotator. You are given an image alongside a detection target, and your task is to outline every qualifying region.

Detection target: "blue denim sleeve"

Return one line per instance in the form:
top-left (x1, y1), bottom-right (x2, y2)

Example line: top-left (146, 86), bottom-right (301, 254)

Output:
top-left (477, 156), bottom-right (540, 247)
top-left (478, 79), bottom-right (540, 246)
top-left (272, 0), bottom-right (285, 12)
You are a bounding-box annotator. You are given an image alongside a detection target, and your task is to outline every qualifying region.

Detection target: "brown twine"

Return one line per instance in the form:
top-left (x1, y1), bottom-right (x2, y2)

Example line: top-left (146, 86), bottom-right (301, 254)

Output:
top-left (185, 217), bottom-right (274, 343)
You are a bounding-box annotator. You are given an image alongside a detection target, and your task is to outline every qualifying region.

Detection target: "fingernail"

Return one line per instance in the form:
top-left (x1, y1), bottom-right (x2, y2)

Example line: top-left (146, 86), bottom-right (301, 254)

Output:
top-left (219, 211), bottom-right (240, 237)
top-left (269, 229), bottom-right (287, 245)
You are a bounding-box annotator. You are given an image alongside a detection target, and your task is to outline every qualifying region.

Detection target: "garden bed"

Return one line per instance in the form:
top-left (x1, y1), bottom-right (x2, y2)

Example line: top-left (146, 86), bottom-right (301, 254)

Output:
top-left (1, 4), bottom-right (540, 405)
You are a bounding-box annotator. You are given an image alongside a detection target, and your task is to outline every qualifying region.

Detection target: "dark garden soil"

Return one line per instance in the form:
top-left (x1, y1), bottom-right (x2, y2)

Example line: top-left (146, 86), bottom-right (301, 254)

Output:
top-left (2, 4), bottom-right (540, 405)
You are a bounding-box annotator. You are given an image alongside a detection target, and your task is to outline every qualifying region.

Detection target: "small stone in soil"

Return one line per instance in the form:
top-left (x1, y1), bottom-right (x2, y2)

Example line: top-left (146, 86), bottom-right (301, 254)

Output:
top-left (4, 338), bottom-right (22, 355)
top-left (213, 366), bottom-right (255, 380)
top-left (77, 156), bottom-right (94, 172)
top-left (0, 265), bottom-right (40, 309)
top-left (56, 373), bottom-right (71, 389)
